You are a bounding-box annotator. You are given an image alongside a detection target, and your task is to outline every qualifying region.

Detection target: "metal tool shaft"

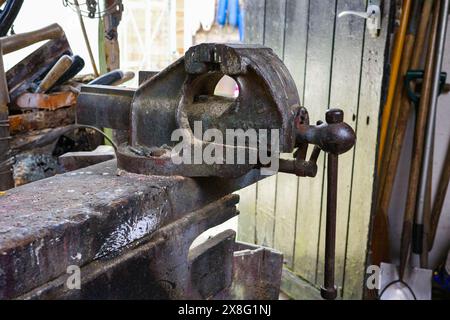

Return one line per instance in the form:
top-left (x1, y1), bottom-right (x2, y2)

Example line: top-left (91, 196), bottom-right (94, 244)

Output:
top-left (322, 152), bottom-right (338, 300)
top-left (319, 108), bottom-right (351, 300)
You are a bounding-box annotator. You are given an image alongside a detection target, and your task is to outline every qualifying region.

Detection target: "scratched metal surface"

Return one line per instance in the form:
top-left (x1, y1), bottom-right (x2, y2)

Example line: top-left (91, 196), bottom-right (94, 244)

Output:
top-left (239, 0), bottom-right (393, 299)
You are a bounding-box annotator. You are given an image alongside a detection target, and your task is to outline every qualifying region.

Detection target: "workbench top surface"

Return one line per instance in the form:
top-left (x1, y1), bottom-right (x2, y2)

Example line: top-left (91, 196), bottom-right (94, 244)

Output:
top-left (0, 160), bottom-right (239, 299)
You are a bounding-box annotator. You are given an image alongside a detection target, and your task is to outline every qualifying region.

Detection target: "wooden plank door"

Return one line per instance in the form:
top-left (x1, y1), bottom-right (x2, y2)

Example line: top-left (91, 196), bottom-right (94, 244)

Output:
top-left (238, 0), bottom-right (393, 299)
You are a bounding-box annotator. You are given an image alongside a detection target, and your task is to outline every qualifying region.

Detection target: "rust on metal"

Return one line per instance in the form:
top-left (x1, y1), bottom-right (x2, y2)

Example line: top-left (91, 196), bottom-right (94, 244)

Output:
top-left (15, 92), bottom-right (77, 111)
top-left (8, 107), bottom-right (75, 136)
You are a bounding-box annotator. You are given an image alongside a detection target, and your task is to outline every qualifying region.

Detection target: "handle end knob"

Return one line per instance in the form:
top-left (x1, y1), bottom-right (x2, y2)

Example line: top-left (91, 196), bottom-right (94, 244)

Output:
top-left (321, 285), bottom-right (338, 300)
top-left (326, 108), bottom-right (344, 124)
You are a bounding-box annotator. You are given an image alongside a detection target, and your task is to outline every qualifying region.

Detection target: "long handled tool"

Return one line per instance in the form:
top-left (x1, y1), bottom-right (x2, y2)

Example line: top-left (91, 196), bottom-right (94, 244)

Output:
top-left (373, 0), bottom-right (424, 266)
top-left (399, 0), bottom-right (446, 280)
top-left (403, 70), bottom-right (448, 263)
top-left (378, 0), bottom-right (412, 166)
top-left (414, 0), bottom-right (449, 264)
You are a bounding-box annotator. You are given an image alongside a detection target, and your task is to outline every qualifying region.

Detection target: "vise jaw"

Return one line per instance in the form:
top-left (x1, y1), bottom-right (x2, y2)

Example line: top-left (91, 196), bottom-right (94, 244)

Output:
top-left (78, 43), bottom-right (303, 178)
top-left (77, 43), bottom-right (356, 300)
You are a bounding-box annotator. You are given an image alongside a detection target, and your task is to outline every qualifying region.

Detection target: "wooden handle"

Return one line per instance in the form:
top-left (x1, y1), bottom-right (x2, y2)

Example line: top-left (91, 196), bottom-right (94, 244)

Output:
top-left (112, 71), bottom-right (135, 86)
top-left (0, 23), bottom-right (65, 55)
top-left (51, 55), bottom-right (85, 89)
top-left (88, 70), bottom-right (123, 85)
top-left (35, 55), bottom-right (73, 93)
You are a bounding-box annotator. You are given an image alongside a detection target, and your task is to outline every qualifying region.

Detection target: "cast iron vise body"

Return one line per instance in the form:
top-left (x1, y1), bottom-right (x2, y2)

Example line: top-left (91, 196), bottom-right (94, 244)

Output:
top-left (77, 43), bottom-right (356, 300)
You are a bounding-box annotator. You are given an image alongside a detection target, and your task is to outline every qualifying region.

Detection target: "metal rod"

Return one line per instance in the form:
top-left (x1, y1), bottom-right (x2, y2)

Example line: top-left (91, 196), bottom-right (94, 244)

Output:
top-left (321, 152), bottom-right (338, 300)
top-left (415, 0), bottom-right (449, 255)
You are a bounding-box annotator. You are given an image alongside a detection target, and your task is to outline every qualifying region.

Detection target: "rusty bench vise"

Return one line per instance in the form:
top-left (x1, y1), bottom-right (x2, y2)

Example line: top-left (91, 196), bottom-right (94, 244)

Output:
top-left (77, 43), bottom-right (356, 300)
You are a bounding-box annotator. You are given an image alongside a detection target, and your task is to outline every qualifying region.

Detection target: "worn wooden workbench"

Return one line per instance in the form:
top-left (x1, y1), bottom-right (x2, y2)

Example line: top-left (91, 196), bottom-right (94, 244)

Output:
top-left (0, 160), bottom-right (282, 299)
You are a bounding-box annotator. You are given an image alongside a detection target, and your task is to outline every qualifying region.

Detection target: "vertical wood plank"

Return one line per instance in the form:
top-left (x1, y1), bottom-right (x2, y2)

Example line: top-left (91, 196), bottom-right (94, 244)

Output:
top-left (274, 170), bottom-right (297, 265)
top-left (255, 0), bottom-right (286, 248)
top-left (237, 0), bottom-right (266, 243)
top-left (293, 0), bottom-right (336, 284)
top-left (237, 185), bottom-right (257, 243)
top-left (274, 0), bottom-right (309, 269)
top-left (316, 0), bottom-right (366, 297)
top-left (343, 0), bottom-right (393, 299)
top-left (283, 0), bottom-right (309, 96)
top-left (243, 0), bottom-right (266, 45)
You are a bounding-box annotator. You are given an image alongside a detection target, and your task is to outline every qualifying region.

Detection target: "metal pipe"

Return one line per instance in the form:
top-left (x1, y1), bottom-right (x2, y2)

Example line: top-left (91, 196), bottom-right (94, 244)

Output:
top-left (415, 0), bottom-right (449, 256)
